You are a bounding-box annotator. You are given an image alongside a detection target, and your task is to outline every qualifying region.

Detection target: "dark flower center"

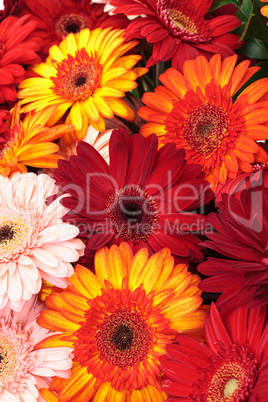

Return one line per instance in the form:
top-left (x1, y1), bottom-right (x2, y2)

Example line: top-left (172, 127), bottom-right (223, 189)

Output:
top-left (52, 48), bottom-right (101, 101)
top-left (106, 185), bottom-right (159, 242)
top-left (54, 13), bottom-right (87, 40)
top-left (75, 76), bottom-right (87, 87)
top-left (65, 22), bottom-right (80, 34)
top-left (95, 309), bottom-right (152, 369)
top-left (183, 103), bottom-right (229, 156)
top-left (111, 324), bottom-right (134, 351)
top-left (0, 225), bottom-right (15, 243)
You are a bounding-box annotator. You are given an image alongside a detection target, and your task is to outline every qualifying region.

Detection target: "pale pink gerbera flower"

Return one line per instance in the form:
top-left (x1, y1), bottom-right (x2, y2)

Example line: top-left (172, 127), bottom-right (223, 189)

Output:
top-left (62, 125), bottom-right (113, 164)
top-left (0, 295), bottom-right (73, 401)
top-left (0, 172), bottom-right (85, 311)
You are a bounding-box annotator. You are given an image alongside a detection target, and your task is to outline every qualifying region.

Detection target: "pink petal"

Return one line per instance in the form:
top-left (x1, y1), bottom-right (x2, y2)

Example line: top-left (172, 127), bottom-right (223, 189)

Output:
top-left (31, 248), bottom-right (59, 267)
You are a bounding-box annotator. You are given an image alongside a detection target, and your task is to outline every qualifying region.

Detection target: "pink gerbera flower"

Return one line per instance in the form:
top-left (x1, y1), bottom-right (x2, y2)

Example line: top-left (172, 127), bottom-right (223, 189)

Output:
top-left (0, 172), bottom-right (85, 311)
top-left (0, 295), bottom-right (73, 401)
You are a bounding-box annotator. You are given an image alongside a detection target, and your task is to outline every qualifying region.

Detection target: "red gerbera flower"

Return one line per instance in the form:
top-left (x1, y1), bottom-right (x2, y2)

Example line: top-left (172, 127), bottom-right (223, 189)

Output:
top-left (19, 0), bottom-right (128, 57)
top-left (53, 129), bottom-right (213, 264)
top-left (109, 0), bottom-right (242, 70)
top-left (198, 183), bottom-right (268, 309)
top-left (160, 303), bottom-right (268, 401)
top-left (0, 0), bottom-right (24, 20)
top-left (0, 15), bottom-right (41, 103)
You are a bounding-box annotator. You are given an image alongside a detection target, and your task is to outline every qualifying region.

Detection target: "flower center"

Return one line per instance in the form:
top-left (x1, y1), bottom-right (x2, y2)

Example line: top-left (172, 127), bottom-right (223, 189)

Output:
top-left (0, 214), bottom-right (35, 262)
top-left (51, 48), bottom-right (101, 101)
top-left (224, 378), bottom-right (238, 398)
top-left (191, 344), bottom-right (258, 401)
top-left (0, 225), bottom-right (16, 243)
top-left (183, 103), bottom-right (229, 156)
top-left (106, 185), bottom-right (159, 242)
top-left (167, 9), bottom-right (198, 33)
top-left (0, 323), bottom-right (37, 393)
top-left (95, 309), bottom-right (152, 369)
top-left (54, 12), bottom-right (88, 40)
top-left (157, 0), bottom-right (212, 42)
top-left (111, 324), bottom-right (134, 351)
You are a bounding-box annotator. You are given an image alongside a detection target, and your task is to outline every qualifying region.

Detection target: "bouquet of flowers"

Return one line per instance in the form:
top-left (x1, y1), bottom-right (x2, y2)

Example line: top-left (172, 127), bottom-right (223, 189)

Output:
top-left (0, 0), bottom-right (267, 400)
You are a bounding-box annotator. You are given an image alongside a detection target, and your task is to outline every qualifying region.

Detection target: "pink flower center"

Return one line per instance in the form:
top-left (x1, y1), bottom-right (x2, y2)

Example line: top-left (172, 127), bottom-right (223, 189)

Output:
top-left (0, 213), bottom-right (37, 262)
top-left (0, 320), bottom-right (37, 394)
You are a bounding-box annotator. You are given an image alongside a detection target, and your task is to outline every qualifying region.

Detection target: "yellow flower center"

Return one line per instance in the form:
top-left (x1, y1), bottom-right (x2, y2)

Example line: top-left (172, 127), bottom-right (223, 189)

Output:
top-left (0, 214), bottom-right (34, 262)
top-left (223, 378), bottom-right (238, 398)
top-left (167, 9), bottom-right (198, 33)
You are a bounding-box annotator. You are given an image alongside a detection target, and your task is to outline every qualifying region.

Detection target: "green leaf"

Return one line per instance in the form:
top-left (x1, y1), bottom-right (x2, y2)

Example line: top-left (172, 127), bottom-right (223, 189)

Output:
top-left (243, 0), bottom-right (253, 17)
top-left (239, 38), bottom-right (268, 59)
top-left (209, 0), bottom-right (241, 12)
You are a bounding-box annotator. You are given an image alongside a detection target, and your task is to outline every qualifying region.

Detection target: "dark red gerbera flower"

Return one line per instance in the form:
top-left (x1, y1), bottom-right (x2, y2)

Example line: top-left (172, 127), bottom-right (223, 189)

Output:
top-left (160, 303), bottom-right (268, 401)
top-left (109, 0), bottom-right (242, 70)
top-left (0, 15), bottom-right (41, 103)
top-left (198, 183), bottom-right (268, 309)
top-left (0, 0), bottom-right (24, 20)
top-left (53, 129), bottom-right (213, 264)
top-left (215, 144), bottom-right (268, 205)
top-left (19, 0), bottom-right (128, 57)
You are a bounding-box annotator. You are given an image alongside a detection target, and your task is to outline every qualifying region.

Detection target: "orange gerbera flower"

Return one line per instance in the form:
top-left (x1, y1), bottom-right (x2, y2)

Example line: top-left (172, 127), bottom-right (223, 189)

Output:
top-left (0, 104), bottom-right (73, 176)
top-left (36, 243), bottom-right (208, 401)
top-left (139, 54), bottom-right (268, 191)
top-left (18, 27), bottom-right (147, 139)
top-left (260, 0), bottom-right (268, 23)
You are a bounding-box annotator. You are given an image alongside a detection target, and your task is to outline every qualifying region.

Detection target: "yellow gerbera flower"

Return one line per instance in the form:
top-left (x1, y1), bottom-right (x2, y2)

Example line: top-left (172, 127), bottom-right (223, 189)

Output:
top-left (36, 243), bottom-right (208, 401)
top-left (18, 28), bottom-right (148, 139)
top-left (0, 104), bottom-right (73, 177)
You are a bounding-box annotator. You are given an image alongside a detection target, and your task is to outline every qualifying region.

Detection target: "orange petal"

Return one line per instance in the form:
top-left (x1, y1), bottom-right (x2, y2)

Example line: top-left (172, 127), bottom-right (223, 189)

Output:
top-left (218, 54), bottom-right (238, 88)
top-left (238, 159), bottom-right (253, 173)
top-left (224, 152), bottom-right (238, 173)
top-left (235, 136), bottom-right (258, 153)
top-left (37, 310), bottom-right (80, 332)
top-left (159, 68), bottom-right (188, 98)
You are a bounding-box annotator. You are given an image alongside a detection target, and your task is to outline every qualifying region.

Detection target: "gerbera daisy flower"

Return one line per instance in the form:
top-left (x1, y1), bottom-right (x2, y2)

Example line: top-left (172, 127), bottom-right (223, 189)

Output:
top-left (0, 107), bottom-right (10, 135)
top-left (109, 0), bottom-right (242, 70)
top-left (36, 243), bottom-right (208, 401)
top-left (0, 14), bottom-right (41, 103)
top-left (53, 129), bottom-right (213, 264)
top-left (0, 172), bottom-right (85, 311)
top-left (18, 27), bottom-right (147, 138)
top-left (139, 54), bottom-right (268, 190)
top-left (61, 125), bottom-right (112, 164)
top-left (198, 183), bottom-right (268, 309)
top-left (160, 303), bottom-right (268, 401)
top-left (0, 0), bottom-right (24, 20)
top-left (0, 295), bottom-right (73, 401)
top-left (0, 104), bottom-right (74, 177)
top-left (20, 0), bottom-right (128, 57)
top-left (215, 153), bottom-right (268, 206)
top-left (260, 0), bottom-right (268, 23)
